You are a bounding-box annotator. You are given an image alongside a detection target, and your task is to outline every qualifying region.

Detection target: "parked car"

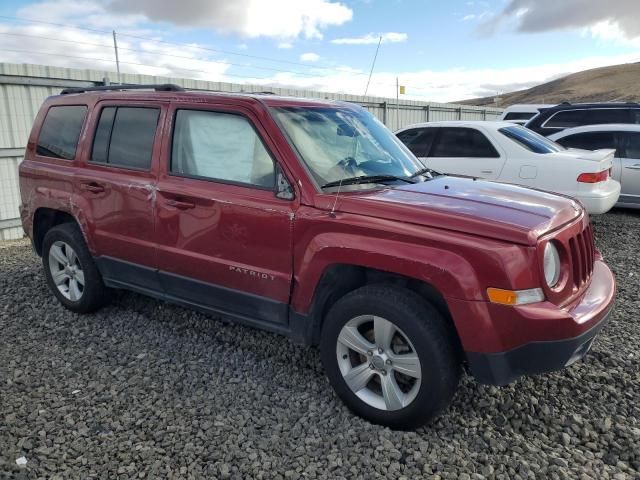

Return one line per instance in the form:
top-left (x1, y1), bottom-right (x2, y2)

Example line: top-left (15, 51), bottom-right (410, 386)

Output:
top-left (549, 124), bottom-right (640, 209)
top-left (395, 121), bottom-right (620, 214)
top-left (498, 104), bottom-right (553, 125)
top-left (19, 85), bottom-right (616, 429)
top-left (525, 102), bottom-right (640, 137)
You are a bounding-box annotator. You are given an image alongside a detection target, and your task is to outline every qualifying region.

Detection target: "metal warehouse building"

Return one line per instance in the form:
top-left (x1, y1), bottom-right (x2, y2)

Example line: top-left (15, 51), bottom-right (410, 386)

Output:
top-left (0, 62), bottom-right (502, 240)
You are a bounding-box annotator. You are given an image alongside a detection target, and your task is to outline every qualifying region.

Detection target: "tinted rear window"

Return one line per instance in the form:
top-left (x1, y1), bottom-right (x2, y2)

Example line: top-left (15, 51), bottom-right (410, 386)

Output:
top-left (90, 107), bottom-right (160, 170)
top-left (545, 108), bottom-right (634, 128)
top-left (430, 127), bottom-right (499, 158)
top-left (36, 105), bottom-right (87, 160)
top-left (504, 112), bottom-right (536, 121)
top-left (500, 125), bottom-right (564, 154)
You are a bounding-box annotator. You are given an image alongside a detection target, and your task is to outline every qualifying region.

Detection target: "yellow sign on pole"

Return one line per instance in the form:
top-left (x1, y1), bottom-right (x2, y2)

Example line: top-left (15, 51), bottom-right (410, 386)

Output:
top-left (399, 85), bottom-right (406, 95)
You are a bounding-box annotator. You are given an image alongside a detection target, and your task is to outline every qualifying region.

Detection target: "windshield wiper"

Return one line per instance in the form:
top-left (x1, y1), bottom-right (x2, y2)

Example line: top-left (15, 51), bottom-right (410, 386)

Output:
top-left (321, 174), bottom-right (415, 189)
top-left (410, 167), bottom-right (440, 178)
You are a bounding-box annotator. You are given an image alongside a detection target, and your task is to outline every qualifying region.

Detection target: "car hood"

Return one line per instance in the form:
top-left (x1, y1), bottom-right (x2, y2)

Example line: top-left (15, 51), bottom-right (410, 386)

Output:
top-left (331, 176), bottom-right (581, 245)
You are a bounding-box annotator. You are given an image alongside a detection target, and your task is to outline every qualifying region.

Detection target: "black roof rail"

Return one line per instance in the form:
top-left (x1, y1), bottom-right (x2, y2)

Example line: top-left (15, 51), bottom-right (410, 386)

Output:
top-left (252, 91), bottom-right (276, 95)
top-left (61, 83), bottom-right (185, 95)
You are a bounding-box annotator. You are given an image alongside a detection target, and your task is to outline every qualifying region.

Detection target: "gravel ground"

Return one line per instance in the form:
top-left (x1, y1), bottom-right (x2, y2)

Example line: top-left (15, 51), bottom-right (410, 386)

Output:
top-left (1, 209), bottom-right (639, 480)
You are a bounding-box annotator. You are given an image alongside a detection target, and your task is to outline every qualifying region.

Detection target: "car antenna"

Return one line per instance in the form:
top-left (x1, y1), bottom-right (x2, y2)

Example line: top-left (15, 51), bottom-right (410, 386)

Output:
top-left (329, 178), bottom-right (344, 218)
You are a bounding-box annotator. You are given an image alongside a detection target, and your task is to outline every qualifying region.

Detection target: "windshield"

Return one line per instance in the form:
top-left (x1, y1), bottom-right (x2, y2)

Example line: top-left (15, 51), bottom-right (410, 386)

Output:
top-left (499, 125), bottom-right (565, 154)
top-left (270, 105), bottom-right (427, 187)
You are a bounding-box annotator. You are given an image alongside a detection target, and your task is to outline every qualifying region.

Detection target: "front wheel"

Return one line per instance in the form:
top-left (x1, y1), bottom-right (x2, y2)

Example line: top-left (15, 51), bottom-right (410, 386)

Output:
top-left (320, 284), bottom-right (460, 430)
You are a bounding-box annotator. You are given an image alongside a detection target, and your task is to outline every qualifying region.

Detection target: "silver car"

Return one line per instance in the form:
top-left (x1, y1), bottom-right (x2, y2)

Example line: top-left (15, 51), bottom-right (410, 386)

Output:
top-left (549, 124), bottom-right (640, 209)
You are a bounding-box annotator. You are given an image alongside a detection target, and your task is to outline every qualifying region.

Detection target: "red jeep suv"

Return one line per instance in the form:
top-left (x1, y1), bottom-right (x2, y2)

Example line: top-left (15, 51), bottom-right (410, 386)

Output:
top-left (19, 84), bottom-right (616, 429)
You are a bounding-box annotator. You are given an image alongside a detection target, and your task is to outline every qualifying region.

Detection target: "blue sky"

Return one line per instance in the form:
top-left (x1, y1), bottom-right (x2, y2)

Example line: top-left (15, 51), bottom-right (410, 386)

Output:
top-left (0, 0), bottom-right (639, 101)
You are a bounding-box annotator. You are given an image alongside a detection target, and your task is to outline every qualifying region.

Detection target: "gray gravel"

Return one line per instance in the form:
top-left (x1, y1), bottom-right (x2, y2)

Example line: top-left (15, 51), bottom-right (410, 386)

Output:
top-left (1, 209), bottom-right (639, 480)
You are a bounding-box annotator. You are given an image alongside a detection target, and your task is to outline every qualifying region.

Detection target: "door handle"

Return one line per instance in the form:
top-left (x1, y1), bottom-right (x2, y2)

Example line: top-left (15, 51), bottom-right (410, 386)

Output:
top-left (625, 164), bottom-right (640, 170)
top-left (166, 199), bottom-right (195, 210)
top-left (80, 182), bottom-right (105, 193)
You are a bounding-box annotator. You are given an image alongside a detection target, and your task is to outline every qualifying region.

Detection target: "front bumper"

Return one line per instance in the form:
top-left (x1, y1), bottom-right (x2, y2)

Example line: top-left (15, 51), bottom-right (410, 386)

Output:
top-left (466, 307), bottom-right (612, 385)
top-left (457, 260), bottom-right (615, 385)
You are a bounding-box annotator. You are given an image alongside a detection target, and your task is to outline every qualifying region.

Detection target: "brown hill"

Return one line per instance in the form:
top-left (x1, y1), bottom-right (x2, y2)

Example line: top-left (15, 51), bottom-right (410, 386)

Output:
top-left (458, 62), bottom-right (640, 107)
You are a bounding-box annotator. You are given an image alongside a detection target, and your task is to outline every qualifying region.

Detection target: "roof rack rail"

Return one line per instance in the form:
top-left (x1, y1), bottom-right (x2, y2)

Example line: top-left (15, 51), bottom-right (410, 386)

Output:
top-left (252, 91), bottom-right (276, 95)
top-left (61, 83), bottom-right (185, 95)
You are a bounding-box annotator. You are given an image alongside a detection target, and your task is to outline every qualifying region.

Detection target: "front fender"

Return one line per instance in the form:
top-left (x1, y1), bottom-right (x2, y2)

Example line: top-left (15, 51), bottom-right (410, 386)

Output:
top-left (291, 232), bottom-right (482, 314)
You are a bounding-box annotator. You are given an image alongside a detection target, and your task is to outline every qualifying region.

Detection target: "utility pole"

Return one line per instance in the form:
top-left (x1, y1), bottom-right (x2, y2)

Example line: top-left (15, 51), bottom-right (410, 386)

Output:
top-left (112, 30), bottom-right (121, 84)
top-left (396, 77), bottom-right (400, 130)
top-left (363, 36), bottom-right (382, 96)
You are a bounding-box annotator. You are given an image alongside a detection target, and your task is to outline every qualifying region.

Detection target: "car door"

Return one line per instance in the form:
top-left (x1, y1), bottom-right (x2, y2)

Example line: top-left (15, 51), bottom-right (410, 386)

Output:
top-left (421, 127), bottom-right (505, 180)
top-left (618, 131), bottom-right (640, 205)
top-left (154, 103), bottom-right (296, 327)
top-left (76, 101), bottom-right (166, 290)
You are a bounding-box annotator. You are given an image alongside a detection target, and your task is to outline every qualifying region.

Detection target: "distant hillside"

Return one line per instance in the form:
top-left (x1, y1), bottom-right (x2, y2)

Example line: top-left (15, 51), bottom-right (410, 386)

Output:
top-left (459, 62), bottom-right (640, 107)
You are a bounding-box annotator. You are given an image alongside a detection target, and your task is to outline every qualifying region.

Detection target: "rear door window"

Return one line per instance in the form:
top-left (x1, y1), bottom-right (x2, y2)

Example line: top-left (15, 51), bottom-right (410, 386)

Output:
top-left (396, 128), bottom-right (436, 157)
top-left (582, 109), bottom-right (629, 125)
top-left (430, 127), bottom-right (499, 158)
top-left (90, 106), bottom-right (160, 170)
top-left (36, 105), bottom-right (87, 160)
top-left (555, 131), bottom-right (617, 152)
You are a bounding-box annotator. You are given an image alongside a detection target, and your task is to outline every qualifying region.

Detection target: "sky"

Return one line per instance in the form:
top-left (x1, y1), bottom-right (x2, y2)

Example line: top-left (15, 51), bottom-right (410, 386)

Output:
top-left (0, 0), bottom-right (639, 102)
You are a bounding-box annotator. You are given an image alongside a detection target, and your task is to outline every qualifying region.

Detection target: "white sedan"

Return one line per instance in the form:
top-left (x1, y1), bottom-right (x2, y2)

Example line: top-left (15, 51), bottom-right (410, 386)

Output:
top-left (549, 124), bottom-right (640, 209)
top-left (395, 121), bottom-right (621, 214)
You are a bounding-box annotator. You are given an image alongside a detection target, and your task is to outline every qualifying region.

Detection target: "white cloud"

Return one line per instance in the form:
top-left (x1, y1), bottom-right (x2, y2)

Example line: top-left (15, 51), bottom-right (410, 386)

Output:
top-left (589, 20), bottom-right (640, 48)
top-left (277, 42), bottom-right (294, 49)
top-left (300, 52), bottom-right (320, 62)
top-left (479, 0), bottom-right (640, 44)
top-left (330, 32), bottom-right (408, 45)
top-left (17, 0), bottom-right (145, 30)
top-left (462, 14), bottom-right (476, 21)
top-left (237, 43), bottom-right (248, 50)
top-left (0, 21), bottom-right (231, 81)
top-left (107, 0), bottom-right (353, 40)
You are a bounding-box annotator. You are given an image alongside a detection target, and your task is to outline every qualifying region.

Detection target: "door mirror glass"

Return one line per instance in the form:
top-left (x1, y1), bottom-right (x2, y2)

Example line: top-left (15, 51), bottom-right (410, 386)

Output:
top-left (275, 166), bottom-right (295, 200)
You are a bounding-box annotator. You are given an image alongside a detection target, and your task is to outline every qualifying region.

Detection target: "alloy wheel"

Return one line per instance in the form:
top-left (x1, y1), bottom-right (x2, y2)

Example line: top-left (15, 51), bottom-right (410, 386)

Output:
top-left (48, 240), bottom-right (85, 301)
top-left (336, 315), bottom-right (422, 411)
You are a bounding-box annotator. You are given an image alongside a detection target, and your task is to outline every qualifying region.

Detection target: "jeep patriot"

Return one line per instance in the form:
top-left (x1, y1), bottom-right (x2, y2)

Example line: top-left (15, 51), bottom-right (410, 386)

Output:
top-left (19, 84), bottom-right (616, 429)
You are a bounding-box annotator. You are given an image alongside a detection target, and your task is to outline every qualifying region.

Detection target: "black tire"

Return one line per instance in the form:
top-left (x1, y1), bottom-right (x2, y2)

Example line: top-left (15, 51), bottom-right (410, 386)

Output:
top-left (42, 222), bottom-right (111, 313)
top-left (320, 284), bottom-right (460, 430)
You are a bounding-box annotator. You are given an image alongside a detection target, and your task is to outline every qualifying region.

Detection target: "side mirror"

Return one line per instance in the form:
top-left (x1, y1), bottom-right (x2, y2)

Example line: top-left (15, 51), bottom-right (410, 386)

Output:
top-left (275, 166), bottom-right (295, 200)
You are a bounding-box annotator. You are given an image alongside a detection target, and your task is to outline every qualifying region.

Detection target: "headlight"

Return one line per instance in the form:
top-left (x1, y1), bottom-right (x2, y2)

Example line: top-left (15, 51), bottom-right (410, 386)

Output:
top-left (543, 242), bottom-right (561, 288)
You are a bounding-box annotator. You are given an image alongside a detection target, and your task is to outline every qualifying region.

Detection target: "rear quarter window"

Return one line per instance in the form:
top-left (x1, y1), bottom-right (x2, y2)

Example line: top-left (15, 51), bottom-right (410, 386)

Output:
top-left (503, 112), bottom-right (536, 121)
top-left (36, 105), bottom-right (87, 160)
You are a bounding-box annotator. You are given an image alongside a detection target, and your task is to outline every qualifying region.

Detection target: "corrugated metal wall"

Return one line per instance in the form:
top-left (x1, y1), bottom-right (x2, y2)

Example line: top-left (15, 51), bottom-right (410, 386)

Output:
top-left (0, 62), bottom-right (502, 239)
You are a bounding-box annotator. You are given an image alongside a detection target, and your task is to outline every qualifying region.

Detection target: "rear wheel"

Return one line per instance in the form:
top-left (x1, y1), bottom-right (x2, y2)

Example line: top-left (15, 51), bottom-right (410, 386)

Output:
top-left (42, 223), bottom-right (110, 313)
top-left (320, 284), bottom-right (460, 429)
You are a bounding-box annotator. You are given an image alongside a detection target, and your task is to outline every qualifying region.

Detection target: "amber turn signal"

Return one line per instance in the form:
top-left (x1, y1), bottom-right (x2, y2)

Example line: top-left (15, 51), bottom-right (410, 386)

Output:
top-left (487, 287), bottom-right (544, 305)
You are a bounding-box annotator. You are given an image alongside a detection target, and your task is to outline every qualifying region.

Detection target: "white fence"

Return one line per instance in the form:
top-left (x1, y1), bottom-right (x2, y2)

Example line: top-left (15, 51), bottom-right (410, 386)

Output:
top-left (0, 62), bottom-right (502, 240)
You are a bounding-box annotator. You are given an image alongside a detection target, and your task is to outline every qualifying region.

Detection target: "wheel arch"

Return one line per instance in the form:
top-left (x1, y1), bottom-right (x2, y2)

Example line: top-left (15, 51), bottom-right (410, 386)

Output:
top-left (32, 208), bottom-right (83, 256)
top-left (300, 263), bottom-right (463, 358)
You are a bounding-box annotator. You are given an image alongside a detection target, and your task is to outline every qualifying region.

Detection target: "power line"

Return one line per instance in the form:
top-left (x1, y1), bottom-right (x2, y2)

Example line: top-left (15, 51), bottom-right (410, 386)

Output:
top-left (0, 15), bottom-right (436, 95)
top-left (0, 48), bottom-right (274, 82)
top-left (0, 31), bottom-right (350, 78)
top-left (0, 15), bottom-right (354, 73)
